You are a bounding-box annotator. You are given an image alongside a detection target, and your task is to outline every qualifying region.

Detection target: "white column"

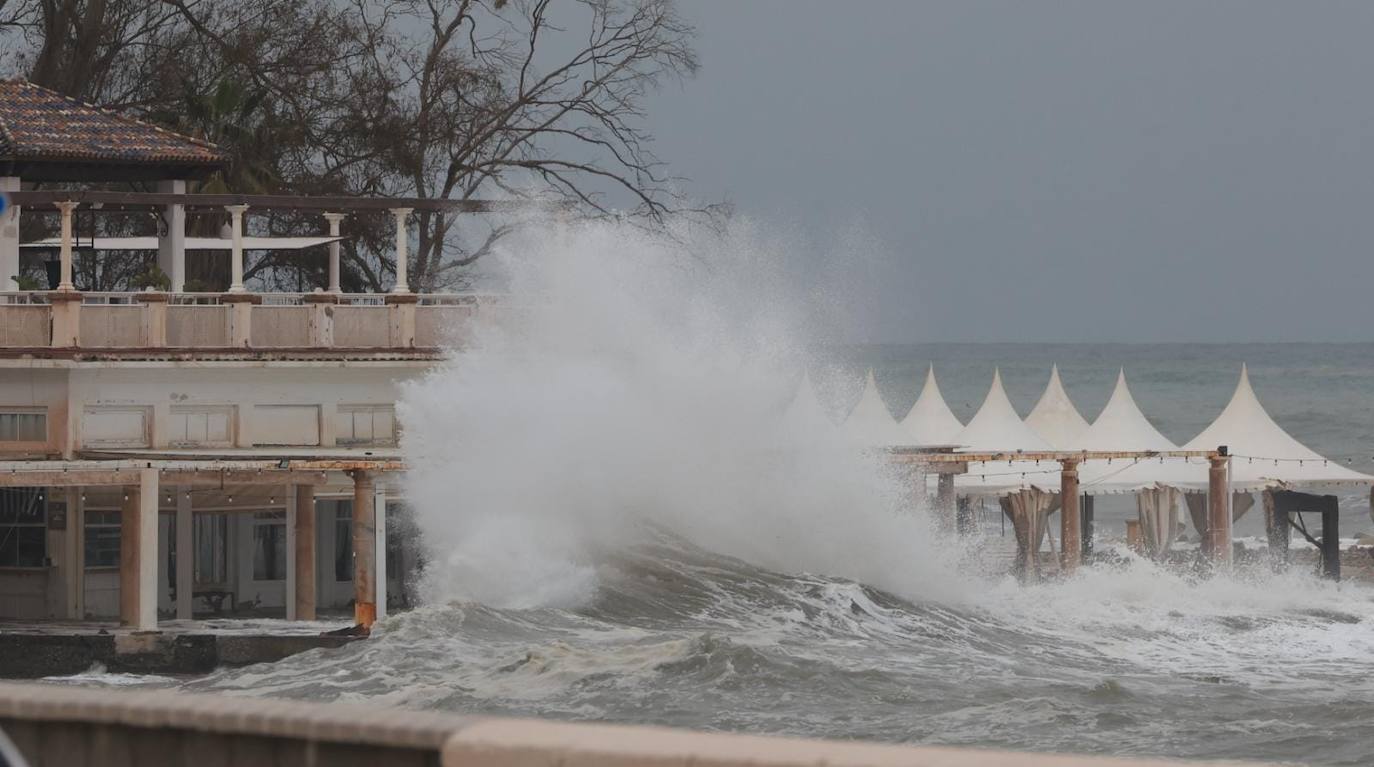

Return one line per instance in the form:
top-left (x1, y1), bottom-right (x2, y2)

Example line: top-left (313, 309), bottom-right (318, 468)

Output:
top-left (56, 200), bottom-right (79, 291)
top-left (374, 480), bottom-right (388, 622)
top-left (225, 204), bottom-right (248, 293)
top-left (175, 487), bottom-right (193, 620)
top-left (323, 212), bottom-right (345, 294)
top-left (390, 207), bottom-right (412, 293)
top-left (157, 180), bottom-right (187, 293)
top-left (0, 177), bottom-right (19, 289)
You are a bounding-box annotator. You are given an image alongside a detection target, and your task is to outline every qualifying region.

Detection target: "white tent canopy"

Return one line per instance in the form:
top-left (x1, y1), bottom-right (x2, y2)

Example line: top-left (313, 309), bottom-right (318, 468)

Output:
top-left (778, 371), bottom-right (835, 444)
top-left (1182, 365), bottom-right (1374, 489)
top-left (1025, 365), bottom-right (1090, 449)
top-left (899, 365), bottom-right (964, 446)
top-left (1077, 370), bottom-right (1176, 452)
top-left (841, 369), bottom-right (911, 447)
top-left (21, 236), bottom-right (344, 251)
top-left (955, 369), bottom-right (1052, 452)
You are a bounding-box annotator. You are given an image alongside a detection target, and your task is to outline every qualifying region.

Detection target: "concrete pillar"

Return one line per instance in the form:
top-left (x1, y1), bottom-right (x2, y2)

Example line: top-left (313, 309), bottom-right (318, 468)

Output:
top-left (224, 293), bottom-right (258, 347)
top-left (293, 484), bottom-right (317, 621)
top-left (55, 200), bottom-right (79, 291)
top-left (120, 468), bottom-right (159, 631)
top-left (1207, 451), bottom-right (1231, 566)
top-left (175, 487), bottom-right (193, 620)
top-left (386, 293), bottom-right (418, 347)
top-left (0, 176), bottom-right (19, 289)
top-left (1059, 459), bottom-right (1081, 574)
top-left (323, 212), bottom-right (346, 293)
top-left (225, 204), bottom-right (248, 293)
top-left (157, 180), bottom-right (187, 292)
top-left (351, 470), bottom-right (377, 628)
top-left (65, 487), bottom-right (84, 619)
top-left (390, 207), bottom-right (412, 293)
top-left (50, 291), bottom-right (81, 347)
top-left (136, 291), bottom-right (169, 347)
top-left (304, 292), bottom-right (336, 347)
top-left (285, 484), bottom-right (297, 621)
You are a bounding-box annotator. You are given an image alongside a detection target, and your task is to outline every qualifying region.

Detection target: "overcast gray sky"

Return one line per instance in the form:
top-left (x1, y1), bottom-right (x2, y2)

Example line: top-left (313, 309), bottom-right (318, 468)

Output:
top-left (642, 1), bottom-right (1374, 343)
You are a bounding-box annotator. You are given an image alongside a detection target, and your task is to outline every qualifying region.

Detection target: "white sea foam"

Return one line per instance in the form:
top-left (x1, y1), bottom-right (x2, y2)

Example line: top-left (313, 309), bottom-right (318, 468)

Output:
top-left (399, 219), bottom-right (960, 608)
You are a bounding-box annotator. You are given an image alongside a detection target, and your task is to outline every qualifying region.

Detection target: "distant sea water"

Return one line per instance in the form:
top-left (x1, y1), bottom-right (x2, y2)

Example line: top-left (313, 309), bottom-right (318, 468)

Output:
top-left (60, 343), bottom-right (1374, 766)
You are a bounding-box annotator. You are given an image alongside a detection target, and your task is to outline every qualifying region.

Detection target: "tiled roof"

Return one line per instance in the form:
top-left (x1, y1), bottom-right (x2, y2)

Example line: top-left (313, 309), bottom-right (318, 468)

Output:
top-left (0, 79), bottom-right (227, 167)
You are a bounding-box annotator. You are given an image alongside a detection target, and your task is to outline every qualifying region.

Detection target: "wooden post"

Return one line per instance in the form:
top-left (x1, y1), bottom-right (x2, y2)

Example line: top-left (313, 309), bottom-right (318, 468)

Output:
top-left (120, 468), bottom-right (159, 631)
top-left (1080, 494), bottom-right (1095, 559)
top-left (351, 470), bottom-right (376, 628)
top-left (1262, 489), bottom-right (1287, 572)
top-left (1059, 459), bottom-right (1081, 574)
top-left (175, 487), bottom-right (193, 620)
top-left (65, 487), bottom-right (84, 619)
top-left (1207, 450), bottom-right (1231, 566)
top-left (294, 484), bottom-right (317, 621)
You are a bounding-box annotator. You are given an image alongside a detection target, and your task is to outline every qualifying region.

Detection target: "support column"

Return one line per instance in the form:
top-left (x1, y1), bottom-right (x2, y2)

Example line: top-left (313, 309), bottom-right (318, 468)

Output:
top-left (0, 176), bottom-right (19, 289)
top-left (1059, 459), bottom-right (1081, 574)
top-left (351, 470), bottom-right (377, 628)
top-left (1262, 489), bottom-right (1288, 572)
top-left (157, 180), bottom-right (187, 292)
top-left (65, 487), bottom-right (84, 619)
top-left (294, 484), bottom-right (317, 621)
top-left (935, 473), bottom-right (955, 533)
top-left (285, 484), bottom-right (297, 621)
top-left (390, 207), bottom-right (412, 293)
top-left (136, 291), bottom-right (169, 347)
top-left (1081, 494), bottom-right (1095, 560)
top-left (374, 480), bottom-right (388, 622)
top-left (120, 468), bottom-right (159, 631)
top-left (55, 200), bottom-right (79, 291)
top-left (1207, 450), bottom-right (1231, 566)
top-left (324, 212), bottom-right (346, 293)
top-left (175, 487), bottom-right (193, 620)
top-left (225, 204), bottom-right (248, 293)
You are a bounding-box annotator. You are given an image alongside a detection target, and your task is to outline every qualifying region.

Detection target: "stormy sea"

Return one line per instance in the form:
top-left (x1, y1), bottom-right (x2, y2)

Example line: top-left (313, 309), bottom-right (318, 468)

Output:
top-left (64, 222), bottom-right (1374, 765)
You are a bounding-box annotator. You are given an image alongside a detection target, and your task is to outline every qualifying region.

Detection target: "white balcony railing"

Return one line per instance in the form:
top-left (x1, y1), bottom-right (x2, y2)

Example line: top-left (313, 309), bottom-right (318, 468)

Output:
top-left (0, 291), bottom-right (502, 350)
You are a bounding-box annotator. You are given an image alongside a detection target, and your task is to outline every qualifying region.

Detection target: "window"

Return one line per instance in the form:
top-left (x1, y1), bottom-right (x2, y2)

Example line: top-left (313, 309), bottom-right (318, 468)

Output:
top-left (83, 407), bottom-right (151, 448)
top-left (334, 503), bottom-right (352, 582)
top-left (168, 405), bottom-right (234, 447)
top-left (252, 510), bottom-right (287, 581)
top-left (84, 510), bottom-right (121, 567)
top-left (0, 410), bottom-right (46, 442)
top-left (252, 405), bottom-right (320, 447)
top-left (335, 405), bottom-right (397, 446)
top-left (0, 488), bottom-right (45, 567)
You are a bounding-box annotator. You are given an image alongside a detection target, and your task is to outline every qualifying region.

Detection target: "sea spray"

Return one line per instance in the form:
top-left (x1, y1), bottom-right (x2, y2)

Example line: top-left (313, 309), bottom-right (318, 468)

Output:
top-left (398, 219), bottom-right (960, 608)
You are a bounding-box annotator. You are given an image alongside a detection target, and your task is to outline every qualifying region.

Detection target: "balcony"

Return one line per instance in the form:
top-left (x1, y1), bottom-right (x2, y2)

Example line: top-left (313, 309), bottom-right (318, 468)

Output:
top-left (0, 291), bottom-right (494, 353)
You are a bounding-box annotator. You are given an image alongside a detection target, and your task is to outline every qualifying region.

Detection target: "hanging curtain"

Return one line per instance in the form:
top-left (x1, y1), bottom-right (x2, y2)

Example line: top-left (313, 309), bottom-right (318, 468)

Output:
top-left (999, 487), bottom-right (1060, 579)
top-left (1136, 484), bottom-right (1181, 557)
top-left (1185, 491), bottom-right (1256, 542)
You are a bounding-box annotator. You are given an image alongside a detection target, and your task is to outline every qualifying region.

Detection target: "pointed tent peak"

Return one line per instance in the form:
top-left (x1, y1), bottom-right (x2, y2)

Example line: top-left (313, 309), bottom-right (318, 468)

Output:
top-left (841, 368), bottom-right (909, 447)
top-left (778, 370), bottom-right (835, 442)
top-left (1026, 365), bottom-right (1090, 449)
top-left (955, 368), bottom-right (1052, 452)
top-left (1183, 365), bottom-right (1322, 459)
top-left (1080, 368), bottom-right (1175, 451)
top-left (901, 364), bottom-right (964, 445)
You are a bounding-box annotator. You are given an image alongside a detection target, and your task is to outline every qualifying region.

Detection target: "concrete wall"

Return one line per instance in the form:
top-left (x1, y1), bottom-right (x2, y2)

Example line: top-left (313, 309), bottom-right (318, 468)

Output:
top-left (0, 681), bottom-right (1268, 767)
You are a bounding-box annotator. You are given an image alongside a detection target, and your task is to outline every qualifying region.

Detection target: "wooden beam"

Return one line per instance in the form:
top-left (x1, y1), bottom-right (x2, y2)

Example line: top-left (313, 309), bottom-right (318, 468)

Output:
top-left (0, 470), bottom-right (141, 487)
top-left (8, 190), bottom-right (571, 213)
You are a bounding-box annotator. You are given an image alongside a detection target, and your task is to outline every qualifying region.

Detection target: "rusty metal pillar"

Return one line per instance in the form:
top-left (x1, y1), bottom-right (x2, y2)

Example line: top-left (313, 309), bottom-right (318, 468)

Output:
top-left (294, 484), bottom-right (317, 621)
top-left (1207, 449), bottom-right (1231, 566)
top-left (351, 470), bottom-right (376, 628)
top-left (119, 468), bottom-right (158, 631)
top-left (1059, 458), bottom-right (1081, 574)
